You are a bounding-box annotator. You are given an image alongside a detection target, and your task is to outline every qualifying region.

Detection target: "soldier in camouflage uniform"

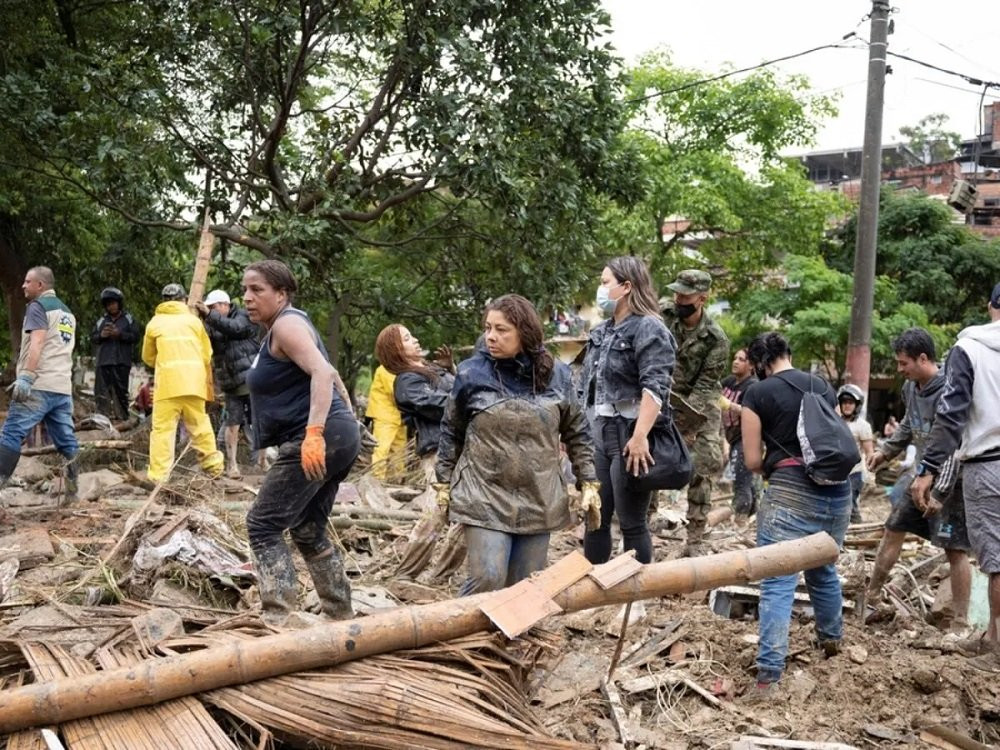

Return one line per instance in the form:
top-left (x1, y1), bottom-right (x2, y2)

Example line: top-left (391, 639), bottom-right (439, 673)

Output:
top-left (661, 270), bottom-right (729, 555)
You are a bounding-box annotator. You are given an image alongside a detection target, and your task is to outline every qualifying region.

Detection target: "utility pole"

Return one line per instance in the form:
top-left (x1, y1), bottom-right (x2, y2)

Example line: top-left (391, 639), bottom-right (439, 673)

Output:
top-left (845, 0), bottom-right (891, 404)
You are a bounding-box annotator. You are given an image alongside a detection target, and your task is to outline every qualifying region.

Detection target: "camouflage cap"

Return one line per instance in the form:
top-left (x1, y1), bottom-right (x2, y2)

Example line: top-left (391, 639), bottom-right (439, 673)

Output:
top-left (666, 269), bottom-right (712, 294)
top-left (161, 283), bottom-right (187, 301)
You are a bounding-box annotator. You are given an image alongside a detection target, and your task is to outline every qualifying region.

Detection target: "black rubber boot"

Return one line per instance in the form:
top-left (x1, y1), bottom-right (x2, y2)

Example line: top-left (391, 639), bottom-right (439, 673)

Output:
top-left (0, 445), bottom-right (21, 490)
top-left (253, 544), bottom-right (299, 626)
top-left (304, 549), bottom-right (354, 620)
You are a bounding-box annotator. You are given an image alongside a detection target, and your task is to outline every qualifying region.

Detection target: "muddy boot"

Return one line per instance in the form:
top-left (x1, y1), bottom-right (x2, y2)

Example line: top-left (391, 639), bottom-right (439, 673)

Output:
top-left (0, 445), bottom-right (21, 491)
top-left (253, 544), bottom-right (299, 626)
top-left (682, 521), bottom-right (707, 557)
top-left (61, 455), bottom-right (79, 505)
top-left (304, 549), bottom-right (354, 620)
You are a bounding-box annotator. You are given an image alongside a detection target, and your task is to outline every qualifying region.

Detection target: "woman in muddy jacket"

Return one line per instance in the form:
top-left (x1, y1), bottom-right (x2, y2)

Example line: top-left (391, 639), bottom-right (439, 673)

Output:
top-left (435, 294), bottom-right (598, 595)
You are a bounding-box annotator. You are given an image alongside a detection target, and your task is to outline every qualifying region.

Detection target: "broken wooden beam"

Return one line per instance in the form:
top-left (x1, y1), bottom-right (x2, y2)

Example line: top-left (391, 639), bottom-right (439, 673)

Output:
top-left (0, 532), bottom-right (839, 733)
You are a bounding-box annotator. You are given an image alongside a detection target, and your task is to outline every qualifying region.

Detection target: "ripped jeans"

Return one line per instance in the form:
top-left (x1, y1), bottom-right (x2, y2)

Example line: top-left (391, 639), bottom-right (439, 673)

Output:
top-left (458, 526), bottom-right (550, 596)
top-left (756, 467), bottom-right (850, 683)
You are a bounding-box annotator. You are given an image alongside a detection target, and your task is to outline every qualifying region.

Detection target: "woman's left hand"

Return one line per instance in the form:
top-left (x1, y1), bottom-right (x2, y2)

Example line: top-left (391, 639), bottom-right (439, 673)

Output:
top-left (623, 433), bottom-right (654, 477)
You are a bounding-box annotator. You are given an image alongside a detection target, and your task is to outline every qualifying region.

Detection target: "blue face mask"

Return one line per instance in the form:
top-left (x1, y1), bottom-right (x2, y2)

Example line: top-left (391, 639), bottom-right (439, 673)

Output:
top-left (596, 282), bottom-right (622, 314)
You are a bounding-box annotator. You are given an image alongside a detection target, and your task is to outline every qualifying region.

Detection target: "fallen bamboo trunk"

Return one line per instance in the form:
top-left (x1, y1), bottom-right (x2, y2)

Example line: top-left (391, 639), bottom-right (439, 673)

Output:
top-left (0, 532), bottom-right (838, 733)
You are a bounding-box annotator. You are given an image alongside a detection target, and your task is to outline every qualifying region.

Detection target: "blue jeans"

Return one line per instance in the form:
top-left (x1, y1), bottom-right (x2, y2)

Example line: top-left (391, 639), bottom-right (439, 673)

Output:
top-left (0, 389), bottom-right (79, 459)
top-left (459, 526), bottom-right (550, 596)
top-left (756, 467), bottom-right (850, 683)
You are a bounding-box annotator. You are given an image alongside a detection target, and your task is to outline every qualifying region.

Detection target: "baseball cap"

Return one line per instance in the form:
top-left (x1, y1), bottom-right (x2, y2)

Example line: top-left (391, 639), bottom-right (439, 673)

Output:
top-left (161, 283), bottom-right (186, 300)
top-left (666, 269), bottom-right (712, 295)
top-left (204, 289), bottom-right (231, 306)
top-left (991, 282), bottom-right (1000, 309)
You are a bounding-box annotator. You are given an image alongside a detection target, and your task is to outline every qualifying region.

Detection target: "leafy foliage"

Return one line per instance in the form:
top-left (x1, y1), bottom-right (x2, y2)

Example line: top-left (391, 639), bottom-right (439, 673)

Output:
top-left (827, 188), bottom-right (1000, 328)
top-left (609, 51), bottom-right (846, 291)
top-left (898, 113), bottom-right (961, 164)
top-left (730, 254), bottom-right (954, 382)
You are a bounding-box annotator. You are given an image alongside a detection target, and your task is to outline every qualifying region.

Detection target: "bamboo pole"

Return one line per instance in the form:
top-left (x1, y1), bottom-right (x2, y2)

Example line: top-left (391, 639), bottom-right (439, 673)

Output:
top-left (0, 532), bottom-right (838, 733)
top-left (188, 208), bottom-right (214, 306)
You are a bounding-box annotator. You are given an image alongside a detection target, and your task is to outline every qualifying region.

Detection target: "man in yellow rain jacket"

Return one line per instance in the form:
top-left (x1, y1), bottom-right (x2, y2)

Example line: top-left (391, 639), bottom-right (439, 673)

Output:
top-left (142, 283), bottom-right (225, 482)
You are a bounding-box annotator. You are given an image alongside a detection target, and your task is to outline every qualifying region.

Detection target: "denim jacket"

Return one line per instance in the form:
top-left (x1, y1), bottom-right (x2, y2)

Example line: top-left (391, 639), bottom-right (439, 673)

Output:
top-left (579, 314), bottom-right (676, 410)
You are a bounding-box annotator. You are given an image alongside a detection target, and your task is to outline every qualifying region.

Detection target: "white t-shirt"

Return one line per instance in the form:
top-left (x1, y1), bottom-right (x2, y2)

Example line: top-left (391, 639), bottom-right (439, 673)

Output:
top-left (847, 418), bottom-right (873, 477)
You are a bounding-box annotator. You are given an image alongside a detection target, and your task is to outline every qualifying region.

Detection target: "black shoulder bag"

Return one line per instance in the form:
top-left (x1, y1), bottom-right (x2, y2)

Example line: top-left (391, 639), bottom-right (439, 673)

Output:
top-left (625, 408), bottom-right (694, 492)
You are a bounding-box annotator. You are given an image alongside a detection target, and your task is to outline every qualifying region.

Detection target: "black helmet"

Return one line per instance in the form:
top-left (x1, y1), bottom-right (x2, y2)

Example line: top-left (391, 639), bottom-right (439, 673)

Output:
top-left (100, 287), bottom-right (124, 304)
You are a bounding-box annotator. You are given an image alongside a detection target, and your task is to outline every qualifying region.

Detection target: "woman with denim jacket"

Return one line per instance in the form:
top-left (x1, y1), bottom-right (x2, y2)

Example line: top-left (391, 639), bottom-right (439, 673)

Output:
top-left (435, 294), bottom-right (598, 595)
top-left (740, 332), bottom-right (851, 699)
top-left (579, 256), bottom-right (676, 565)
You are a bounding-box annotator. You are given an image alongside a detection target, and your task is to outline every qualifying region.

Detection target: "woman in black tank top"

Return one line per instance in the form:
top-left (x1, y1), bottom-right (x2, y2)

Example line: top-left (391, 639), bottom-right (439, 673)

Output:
top-left (242, 260), bottom-right (360, 626)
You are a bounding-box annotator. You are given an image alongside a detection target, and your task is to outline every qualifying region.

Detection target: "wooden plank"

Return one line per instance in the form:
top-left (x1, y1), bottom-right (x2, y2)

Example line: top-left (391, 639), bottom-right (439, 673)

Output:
top-left (620, 620), bottom-right (684, 668)
top-left (620, 670), bottom-right (721, 707)
top-left (479, 551), bottom-right (591, 638)
top-left (479, 580), bottom-right (562, 639)
top-left (588, 551), bottom-right (642, 590)
top-left (920, 726), bottom-right (993, 750)
top-left (600, 679), bottom-right (631, 747)
top-left (735, 737), bottom-right (859, 750)
top-left (532, 550), bottom-right (593, 596)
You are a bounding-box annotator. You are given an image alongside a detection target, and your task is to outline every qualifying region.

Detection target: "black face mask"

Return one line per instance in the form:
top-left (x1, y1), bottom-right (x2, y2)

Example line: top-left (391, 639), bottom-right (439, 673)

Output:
top-left (754, 366), bottom-right (767, 381)
top-left (675, 302), bottom-right (699, 319)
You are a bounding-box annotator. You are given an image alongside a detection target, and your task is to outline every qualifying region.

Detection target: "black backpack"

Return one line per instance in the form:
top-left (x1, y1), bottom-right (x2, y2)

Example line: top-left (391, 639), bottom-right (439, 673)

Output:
top-left (772, 372), bottom-right (860, 485)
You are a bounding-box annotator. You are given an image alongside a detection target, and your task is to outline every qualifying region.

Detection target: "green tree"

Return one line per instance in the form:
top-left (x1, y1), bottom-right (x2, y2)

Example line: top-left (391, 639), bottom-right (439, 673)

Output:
top-left (827, 187), bottom-right (1000, 328)
top-left (0, 0), bottom-right (639, 385)
top-left (733, 254), bottom-right (953, 382)
top-left (899, 113), bottom-right (961, 164)
top-left (608, 51), bottom-right (846, 291)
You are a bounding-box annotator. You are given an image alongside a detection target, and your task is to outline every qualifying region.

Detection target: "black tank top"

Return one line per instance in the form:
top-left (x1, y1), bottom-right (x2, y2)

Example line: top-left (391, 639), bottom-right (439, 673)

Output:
top-left (246, 307), bottom-right (352, 447)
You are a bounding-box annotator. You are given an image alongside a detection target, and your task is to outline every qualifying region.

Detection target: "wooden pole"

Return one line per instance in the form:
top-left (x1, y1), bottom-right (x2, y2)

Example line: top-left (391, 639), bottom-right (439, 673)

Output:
top-left (188, 208), bottom-right (214, 306)
top-left (0, 533), bottom-right (838, 733)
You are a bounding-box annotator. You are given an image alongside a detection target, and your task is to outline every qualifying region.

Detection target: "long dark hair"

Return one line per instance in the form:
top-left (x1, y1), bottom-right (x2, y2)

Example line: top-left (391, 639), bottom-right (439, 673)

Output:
top-left (484, 294), bottom-right (554, 392)
top-left (374, 324), bottom-right (439, 383)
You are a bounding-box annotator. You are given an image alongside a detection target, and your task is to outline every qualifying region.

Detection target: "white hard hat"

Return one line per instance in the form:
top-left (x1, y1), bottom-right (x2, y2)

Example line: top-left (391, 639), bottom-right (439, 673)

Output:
top-left (204, 289), bottom-right (231, 306)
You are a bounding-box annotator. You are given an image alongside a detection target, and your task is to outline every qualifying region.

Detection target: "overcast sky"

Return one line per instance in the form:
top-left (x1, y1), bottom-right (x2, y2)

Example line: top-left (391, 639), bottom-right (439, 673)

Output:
top-left (602, 1), bottom-right (1000, 153)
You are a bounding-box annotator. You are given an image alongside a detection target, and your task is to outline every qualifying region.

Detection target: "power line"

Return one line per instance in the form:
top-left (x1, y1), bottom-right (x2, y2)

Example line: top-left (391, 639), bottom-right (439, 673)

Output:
top-left (885, 50), bottom-right (1000, 90)
top-left (913, 77), bottom-right (1000, 98)
top-left (624, 36), bottom-right (863, 104)
top-left (624, 31), bottom-right (1000, 106)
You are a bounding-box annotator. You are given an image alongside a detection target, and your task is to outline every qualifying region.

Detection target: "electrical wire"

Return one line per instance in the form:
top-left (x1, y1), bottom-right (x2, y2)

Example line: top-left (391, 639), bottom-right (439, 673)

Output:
top-left (885, 50), bottom-right (1000, 90)
top-left (623, 32), bottom-right (999, 106)
top-left (624, 36), bottom-right (864, 104)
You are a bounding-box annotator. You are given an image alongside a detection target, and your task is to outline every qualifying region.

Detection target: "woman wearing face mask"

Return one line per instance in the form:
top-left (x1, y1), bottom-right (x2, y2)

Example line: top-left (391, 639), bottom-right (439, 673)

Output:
top-left (434, 294), bottom-right (597, 595)
top-left (579, 256), bottom-right (676, 565)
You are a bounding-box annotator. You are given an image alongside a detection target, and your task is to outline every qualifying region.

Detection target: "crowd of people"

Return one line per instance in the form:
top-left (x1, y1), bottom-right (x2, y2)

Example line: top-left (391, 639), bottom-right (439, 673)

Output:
top-left (2, 261), bottom-right (999, 691)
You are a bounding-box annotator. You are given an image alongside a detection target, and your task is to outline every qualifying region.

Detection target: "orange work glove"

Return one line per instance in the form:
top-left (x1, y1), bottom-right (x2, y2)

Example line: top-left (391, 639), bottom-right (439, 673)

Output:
top-left (301, 424), bottom-right (327, 481)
